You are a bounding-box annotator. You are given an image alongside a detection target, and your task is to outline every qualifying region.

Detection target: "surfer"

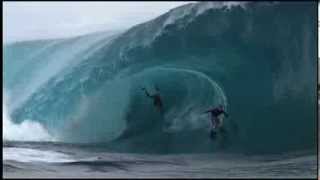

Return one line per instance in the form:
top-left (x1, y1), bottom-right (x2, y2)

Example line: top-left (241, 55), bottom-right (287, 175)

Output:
top-left (203, 105), bottom-right (229, 139)
top-left (142, 86), bottom-right (164, 114)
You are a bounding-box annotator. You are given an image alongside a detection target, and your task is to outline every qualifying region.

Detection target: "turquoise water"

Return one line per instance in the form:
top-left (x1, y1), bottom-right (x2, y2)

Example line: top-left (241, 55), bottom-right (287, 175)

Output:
top-left (3, 2), bottom-right (317, 178)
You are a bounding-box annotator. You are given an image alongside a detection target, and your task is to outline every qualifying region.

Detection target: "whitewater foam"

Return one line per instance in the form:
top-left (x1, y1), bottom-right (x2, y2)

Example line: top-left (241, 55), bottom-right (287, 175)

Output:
top-left (3, 93), bottom-right (54, 142)
top-left (3, 147), bottom-right (73, 163)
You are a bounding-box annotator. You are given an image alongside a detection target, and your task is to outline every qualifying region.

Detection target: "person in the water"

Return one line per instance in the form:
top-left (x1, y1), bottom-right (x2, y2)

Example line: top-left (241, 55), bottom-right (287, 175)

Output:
top-left (203, 105), bottom-right (229, 139)
top-left (142, 86), bottom-right (164, 114)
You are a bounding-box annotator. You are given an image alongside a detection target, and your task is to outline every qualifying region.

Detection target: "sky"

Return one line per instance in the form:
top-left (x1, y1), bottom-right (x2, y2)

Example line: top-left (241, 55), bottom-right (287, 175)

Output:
top-left (3, 2), bottom-right (319, 52)
top-left (3, 1), bottom-right (193, 43)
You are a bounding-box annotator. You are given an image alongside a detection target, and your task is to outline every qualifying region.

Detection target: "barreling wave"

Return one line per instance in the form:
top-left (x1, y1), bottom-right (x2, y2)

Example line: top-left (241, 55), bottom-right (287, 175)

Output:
top-left (3, 2), bottom-right (317, 154)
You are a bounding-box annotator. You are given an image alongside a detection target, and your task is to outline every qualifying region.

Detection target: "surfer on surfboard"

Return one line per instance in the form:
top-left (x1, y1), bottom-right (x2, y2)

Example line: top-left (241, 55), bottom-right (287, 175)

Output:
top-left (203, 105), bottom-right (229, 139)
top-left (142, 85), bottom-right (164, 114)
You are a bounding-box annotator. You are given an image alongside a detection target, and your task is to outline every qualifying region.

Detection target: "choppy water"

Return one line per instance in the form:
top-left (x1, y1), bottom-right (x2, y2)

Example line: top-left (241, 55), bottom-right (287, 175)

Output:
top-left (3, 141), bottom-right (317, 178)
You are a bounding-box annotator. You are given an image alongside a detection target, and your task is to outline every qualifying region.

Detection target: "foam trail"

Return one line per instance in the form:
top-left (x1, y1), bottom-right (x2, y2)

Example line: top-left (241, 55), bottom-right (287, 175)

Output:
top-left (3, 92), bottom-right (54, 142)
top-left (151, 66), bottom-right (228, 107)
top-left (160, 67), bottom-right (228, 107)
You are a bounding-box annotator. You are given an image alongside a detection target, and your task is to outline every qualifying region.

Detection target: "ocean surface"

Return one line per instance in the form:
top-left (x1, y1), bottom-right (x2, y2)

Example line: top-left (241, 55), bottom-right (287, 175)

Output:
top-left (3, 141), bottom-right (317, 178)
top-left (3, 2), bottom-right (317, 178)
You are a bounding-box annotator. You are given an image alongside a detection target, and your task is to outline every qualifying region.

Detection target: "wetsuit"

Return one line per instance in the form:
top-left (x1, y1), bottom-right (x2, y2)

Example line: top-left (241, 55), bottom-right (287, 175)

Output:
top-left (143, 89), bottom-right (164, 114)
top-left (204, 107), bottom-right (228, 130)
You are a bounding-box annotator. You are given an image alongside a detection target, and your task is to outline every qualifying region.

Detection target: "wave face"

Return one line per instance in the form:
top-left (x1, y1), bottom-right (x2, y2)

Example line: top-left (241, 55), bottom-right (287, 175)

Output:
top-left (4, 2), bottom-right (317, 154)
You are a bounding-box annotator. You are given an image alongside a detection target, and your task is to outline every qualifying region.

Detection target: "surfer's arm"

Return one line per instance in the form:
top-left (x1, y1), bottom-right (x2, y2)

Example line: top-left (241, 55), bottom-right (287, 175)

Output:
top-left (142, 88), bottom-right (152, 98)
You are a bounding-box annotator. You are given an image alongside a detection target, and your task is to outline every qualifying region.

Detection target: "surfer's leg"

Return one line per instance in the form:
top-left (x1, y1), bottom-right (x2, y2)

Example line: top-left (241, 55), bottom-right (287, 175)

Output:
top-left (214, 117), bottom-right (220, 130)
top-left (209, 116), bottom-right (218, 139)
top-left (218, 118), bottom-right (223, 128)
top-left (210, 116), bottom-right (217, 129)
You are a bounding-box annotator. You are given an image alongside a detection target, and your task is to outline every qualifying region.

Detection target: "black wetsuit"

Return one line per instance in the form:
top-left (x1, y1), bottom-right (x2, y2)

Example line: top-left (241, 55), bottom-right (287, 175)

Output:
top-left (144, 89), bottom-right (164, 114)
top-left (204, 107), bottom-right (228, 129)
